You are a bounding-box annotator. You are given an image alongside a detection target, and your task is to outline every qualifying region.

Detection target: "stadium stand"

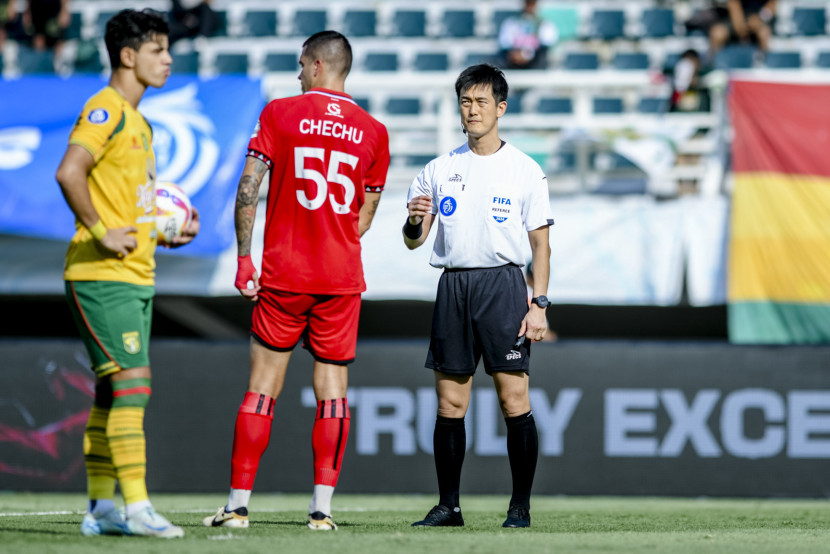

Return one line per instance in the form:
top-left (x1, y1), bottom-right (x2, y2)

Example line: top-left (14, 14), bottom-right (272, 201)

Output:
top-left (12, 0), bottom-right (820, 195)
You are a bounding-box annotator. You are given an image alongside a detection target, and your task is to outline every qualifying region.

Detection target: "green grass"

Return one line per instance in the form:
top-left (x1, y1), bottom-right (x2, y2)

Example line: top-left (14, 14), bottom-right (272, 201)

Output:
top-left (1, 493), bottom-right (829, 554)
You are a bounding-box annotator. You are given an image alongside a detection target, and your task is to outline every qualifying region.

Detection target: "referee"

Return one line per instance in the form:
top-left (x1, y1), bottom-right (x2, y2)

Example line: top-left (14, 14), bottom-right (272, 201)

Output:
top-left (403, 64), bottom-right (553, 529)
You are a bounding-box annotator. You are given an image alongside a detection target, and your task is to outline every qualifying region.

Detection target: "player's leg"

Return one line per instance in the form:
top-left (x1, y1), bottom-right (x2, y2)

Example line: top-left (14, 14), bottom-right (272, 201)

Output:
top-left (66, 281), bottom-right (181, 537)
top-left (307, 361), bottom-right (348, 530)
top-left (303, 293), bottom-right (360, 531)
top-left (205, 289), bottom-right (305, 528)
top-left (493, 370), bottom-right (536, 528)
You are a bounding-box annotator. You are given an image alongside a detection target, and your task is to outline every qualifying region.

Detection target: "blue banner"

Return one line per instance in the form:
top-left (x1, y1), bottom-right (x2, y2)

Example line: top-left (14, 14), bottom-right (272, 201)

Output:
top-left (0, 76), bottom-right (263, 255)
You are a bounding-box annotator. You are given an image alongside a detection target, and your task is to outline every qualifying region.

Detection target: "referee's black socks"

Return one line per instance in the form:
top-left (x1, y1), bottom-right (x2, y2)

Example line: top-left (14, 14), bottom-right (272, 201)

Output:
top-left (434, 415), bottom-right (466, 509)
top-left (505, 411), bottom-right (538, 510)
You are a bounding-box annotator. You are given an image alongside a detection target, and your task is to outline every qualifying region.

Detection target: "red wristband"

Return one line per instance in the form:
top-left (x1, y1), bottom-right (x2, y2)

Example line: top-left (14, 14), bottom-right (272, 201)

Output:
top-left (235, 255), bottom-right (257, 290)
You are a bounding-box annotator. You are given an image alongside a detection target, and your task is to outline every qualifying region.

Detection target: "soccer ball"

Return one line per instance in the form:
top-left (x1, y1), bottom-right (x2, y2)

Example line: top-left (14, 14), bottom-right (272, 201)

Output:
top-left (155, 181), bottom-right (193, 245)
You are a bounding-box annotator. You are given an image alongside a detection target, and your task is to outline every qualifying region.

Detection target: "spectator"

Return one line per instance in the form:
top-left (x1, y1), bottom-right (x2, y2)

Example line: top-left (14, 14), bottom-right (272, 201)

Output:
top-left (498, 0), bottom-right (557, 70)
top-left (708, 0), bottom-right (775, 57)
top-left (167, 0), bottom-right (220, 45)
top-left (669, 49), bottom-right (710, 113)
top-left (23, 0), bottom-right (70, 52)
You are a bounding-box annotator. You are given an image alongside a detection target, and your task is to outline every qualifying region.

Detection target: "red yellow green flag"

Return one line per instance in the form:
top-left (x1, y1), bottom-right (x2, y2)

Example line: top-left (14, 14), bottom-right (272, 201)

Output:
top-left (729, 80), bottom-right (830, 343)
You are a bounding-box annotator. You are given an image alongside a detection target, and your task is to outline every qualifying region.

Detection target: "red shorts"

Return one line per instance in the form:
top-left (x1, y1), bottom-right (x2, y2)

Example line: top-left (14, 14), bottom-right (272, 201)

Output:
top-left (251, 288), bottom-right (361, 364)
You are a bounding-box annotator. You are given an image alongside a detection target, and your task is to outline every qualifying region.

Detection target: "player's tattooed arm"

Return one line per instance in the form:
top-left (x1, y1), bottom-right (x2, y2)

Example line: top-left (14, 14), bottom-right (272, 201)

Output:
top-left (234, 157), bottom-right (269, 256)
top-left (359, 192), bottom-right (382, 237)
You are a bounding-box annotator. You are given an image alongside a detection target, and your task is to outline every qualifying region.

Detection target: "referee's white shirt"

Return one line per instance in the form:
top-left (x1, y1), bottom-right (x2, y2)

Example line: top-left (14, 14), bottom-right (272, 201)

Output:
top-left (407, 141), bottom-right (554, 269)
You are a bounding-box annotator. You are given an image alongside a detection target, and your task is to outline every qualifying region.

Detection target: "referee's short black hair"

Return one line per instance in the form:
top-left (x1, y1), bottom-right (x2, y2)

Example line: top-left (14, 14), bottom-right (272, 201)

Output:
top-left (303, 30), bottom-right (353, 77)
top-left (105, 9), bottom-right (169, 70)
top-left (455, 64), bottom-right (509, 104)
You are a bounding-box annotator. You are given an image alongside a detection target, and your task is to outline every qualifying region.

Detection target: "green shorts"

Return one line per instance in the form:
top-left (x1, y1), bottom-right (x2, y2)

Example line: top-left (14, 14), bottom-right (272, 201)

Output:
top-left (65, 281), bottom-right (154, 377)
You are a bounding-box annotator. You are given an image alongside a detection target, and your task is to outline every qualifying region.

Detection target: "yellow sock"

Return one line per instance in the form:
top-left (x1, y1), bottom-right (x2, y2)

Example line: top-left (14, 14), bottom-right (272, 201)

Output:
top-left (83, 405), bottom-right (116, 501)
top-left (108, 378), bottom-right (152, 506)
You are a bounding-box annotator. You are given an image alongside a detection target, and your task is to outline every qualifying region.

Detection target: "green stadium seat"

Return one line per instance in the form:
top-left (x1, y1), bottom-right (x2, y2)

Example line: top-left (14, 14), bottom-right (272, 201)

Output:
top-left (18, 47), bottom-right (54, 74)
top-left (342, 10), bottom-right (376, 37)
top-left (612, 52), bottom-right (649, 70)
top-left (386, 97), bottom-right (421, 115)
top-left (413, 52), bottom-right (449, 72)
top-left (171, 51), bottom-right (199, 74)
top-left (214, 53), bottom-right (248, 74)
top-left (441, 10), bottom-right (475, 38)
top-left (537, 97), bottom-right (573, 114)
top-left (293, 10), bottom-right (326, 37)
top-left (593, 97), bottom-right (623, 114)
top-left (764, 51), bottom-right (801, 69)
top-left (364, 53), bottom-right (398, 72)
top-left (391, 10), bottom-right (426, 37)
top-left (563, 52), bottom-right (599, 70)
top-left (264, 52), bottom-right (297, 72)
top-left (792, 7), bottom-right (826, 36)
top-left (242, 10), bottom-right (277, 37)
top-left (590, 10), bottom-right (625, 40)
top-left (641, 8), bottom-right (675, 38)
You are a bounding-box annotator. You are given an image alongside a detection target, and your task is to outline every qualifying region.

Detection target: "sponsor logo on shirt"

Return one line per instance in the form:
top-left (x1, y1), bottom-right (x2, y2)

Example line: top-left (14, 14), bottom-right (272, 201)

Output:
top-left (439, 196), bottom-right (457, 216)
top-left (506, 350), bottom-right (522, 360)
top-left (448, 173), bottom-right (462, 182)
top-left (491, 196), bottom-right (511, 223)
top-left (326, 102), bottom-right (343, 118)
top-left (88, 108), bottom-right (109, 124)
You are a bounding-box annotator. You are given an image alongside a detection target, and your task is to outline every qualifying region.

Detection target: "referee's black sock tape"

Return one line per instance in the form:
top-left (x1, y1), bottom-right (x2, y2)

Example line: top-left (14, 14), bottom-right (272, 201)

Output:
top-left (403, 218), bottom-right (423, 240)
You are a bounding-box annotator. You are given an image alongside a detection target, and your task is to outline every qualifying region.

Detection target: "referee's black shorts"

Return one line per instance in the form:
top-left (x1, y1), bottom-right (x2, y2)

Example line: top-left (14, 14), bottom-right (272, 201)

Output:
top-left (426, 264), bottom-right (531, 375)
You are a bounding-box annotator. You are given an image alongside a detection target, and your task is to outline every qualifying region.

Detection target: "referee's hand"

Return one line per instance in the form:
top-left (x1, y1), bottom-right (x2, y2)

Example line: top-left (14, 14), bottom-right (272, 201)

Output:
top-left (519, 306), bottom-right (549, 342)
top-left (407, 195), bottom-right (432, 224)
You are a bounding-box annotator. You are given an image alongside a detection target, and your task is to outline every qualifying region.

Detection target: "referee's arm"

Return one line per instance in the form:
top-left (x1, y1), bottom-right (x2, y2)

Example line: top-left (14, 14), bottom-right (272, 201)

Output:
top-left (403, 195), bottom-right (434, 249)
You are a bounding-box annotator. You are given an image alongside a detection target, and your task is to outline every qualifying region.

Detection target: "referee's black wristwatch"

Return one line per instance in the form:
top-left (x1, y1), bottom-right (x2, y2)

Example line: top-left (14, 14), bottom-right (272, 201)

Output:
top-left (531, 295), bottom-right (549, 309)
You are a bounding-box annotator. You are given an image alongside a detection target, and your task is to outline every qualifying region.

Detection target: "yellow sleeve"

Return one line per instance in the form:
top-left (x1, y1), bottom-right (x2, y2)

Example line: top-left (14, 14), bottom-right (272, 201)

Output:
top-left (68, 90), bottom-right (124, 161)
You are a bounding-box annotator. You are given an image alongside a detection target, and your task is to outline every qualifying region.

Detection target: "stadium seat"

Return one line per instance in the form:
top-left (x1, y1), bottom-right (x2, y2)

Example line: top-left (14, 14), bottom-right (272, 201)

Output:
top-left (715, 45), bottom-right (755, 69)
top-left (342, 10), bottom-right (376, 37)
top-left (612, 52), bottom-right (649, 70)
top-left (492, 10), bottom-right (518, 37)
top-left (242, 10), bottom-right (277, 37)
top-left (66, 12), bottom-right (83, 40)
top-left (391, 10), bottom-right (426, 37)
top-left (17, 47), bottom-right (54, 74)
top-left (413, 52), bottom-right (449, 72)
top-left (590, 10), bottom-right (625, 40)
top-left (95, 11), bottom-right (117, 38)
top-left (637, 97), bottom-right (669, 113)
top-left (593, 97), bottom-right (624, 114)
top-left (536, 97), bottom-right (573, 114)
top-left (563, 52), bottom-right (599, 70)
top-left (385, 97), bottom-right (421, 115)
top-left (214, 53), bottom-right (248, 74)
top-left (816, 51), bottom-right (830, 68)
top-left (764, 51), bottom-right (801, 69)
top-left (171, 51), bottom-right (199, 74)
top-left (791, 7), bottom-right (826, 36)
top-left (293, 10), bottom-right (326, 37)
top-left (441, 10), bottom-right (476, 38)
top-left (352, 97), bottom-right (370, 111)
top-left (641, 8), bottom-right (675, 38)
top-left (264, 52), bottom-right (297, 72)
top-left (73, 41), bottom-right (104, 74)
top-left (405, 155), bottom-right (435, 167)
top-left (363, 52), bottom-right (398, 72)
top-left (464, 51), bottom-right (496, 67)
top-left (212, 10), bottom-right (229, 37)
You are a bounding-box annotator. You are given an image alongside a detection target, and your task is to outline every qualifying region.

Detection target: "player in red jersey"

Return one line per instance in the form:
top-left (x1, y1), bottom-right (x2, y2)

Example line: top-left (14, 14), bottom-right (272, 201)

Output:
top-left (202, 31), bottom-right (389, 532)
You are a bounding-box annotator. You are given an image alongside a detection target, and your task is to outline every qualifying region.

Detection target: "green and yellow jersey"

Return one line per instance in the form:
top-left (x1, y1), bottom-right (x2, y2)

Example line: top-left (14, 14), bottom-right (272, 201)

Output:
top-left (63, 86), bottom-right (158, 286)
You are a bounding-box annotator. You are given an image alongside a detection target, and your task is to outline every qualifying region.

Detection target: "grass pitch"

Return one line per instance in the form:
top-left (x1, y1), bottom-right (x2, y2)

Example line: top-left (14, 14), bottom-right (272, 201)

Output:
top-left (1, 493), bottom-right (829, 554)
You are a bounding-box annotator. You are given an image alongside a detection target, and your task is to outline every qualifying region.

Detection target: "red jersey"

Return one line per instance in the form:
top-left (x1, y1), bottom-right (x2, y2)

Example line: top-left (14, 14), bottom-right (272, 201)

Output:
top-left (248, 88), bottom-right (389, 294)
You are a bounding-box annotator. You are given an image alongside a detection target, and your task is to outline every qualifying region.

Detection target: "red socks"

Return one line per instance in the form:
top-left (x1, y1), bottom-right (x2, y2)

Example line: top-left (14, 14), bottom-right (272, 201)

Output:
top-left (312, 398), bottom-right (350, 487)
top-left (230, 392), bottom-right (275, 490)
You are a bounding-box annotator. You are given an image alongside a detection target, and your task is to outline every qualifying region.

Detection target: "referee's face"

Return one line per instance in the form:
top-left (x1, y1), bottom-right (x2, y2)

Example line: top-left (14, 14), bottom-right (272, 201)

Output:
top-left (459, 84), bottom-right (507, 140)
